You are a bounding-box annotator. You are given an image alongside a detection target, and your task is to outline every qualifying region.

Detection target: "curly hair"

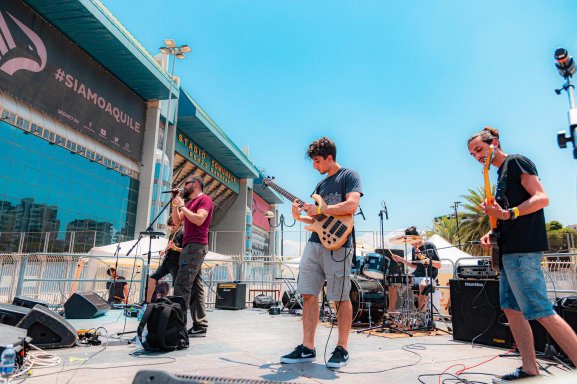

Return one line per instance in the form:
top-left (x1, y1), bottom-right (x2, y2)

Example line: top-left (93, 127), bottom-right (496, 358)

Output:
top-left (467, 126), bottom-right (500, 148)
top-left (306, 137), bottom-right (337, 160)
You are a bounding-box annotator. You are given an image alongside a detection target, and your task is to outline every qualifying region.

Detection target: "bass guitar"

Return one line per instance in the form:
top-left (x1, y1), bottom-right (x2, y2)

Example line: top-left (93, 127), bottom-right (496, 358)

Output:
top-left (483, 145), bottom-right (500, 271)
top-left (263, 177), bottom-right (354, 251)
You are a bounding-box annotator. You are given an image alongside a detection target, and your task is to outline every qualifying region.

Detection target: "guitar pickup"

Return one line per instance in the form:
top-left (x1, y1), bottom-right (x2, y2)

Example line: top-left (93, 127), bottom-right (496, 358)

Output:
top-left (335, 224), bottom-right (347, 237)
top-left (322, 216), bottom-right (334, 229)
top-left (329, 220), bottom-right (342, 234)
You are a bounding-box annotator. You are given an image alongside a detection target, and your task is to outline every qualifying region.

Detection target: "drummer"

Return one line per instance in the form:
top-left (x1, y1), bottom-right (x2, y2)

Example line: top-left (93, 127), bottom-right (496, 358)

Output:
top-left (391, 226), bottom-right (441, 315)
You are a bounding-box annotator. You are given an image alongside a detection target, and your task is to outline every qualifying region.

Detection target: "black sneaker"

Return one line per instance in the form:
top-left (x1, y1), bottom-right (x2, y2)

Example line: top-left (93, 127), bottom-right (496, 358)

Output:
top-left (326, 346), bottom-right (349, 369)
top-left (280, 344), bottom-right (316, 363)
top-left (187, 327), bottom-right (207, 337)
top-left (492, 367), bottom-right (536, 383)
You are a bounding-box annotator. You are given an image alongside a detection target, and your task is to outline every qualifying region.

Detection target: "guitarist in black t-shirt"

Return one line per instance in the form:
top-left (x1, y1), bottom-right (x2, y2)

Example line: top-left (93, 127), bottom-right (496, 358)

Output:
top-left (468, 126), bottom-right (577, 382)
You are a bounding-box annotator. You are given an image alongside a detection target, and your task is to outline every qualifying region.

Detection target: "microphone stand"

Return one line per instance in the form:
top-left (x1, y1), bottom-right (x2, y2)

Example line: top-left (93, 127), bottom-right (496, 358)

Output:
top-left (116, 193), bottom-right (176, 338)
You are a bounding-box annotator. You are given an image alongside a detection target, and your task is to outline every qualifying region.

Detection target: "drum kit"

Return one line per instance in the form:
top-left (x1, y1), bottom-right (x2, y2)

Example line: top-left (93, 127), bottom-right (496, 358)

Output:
top-left (342, 234), bottom-right (432, 332)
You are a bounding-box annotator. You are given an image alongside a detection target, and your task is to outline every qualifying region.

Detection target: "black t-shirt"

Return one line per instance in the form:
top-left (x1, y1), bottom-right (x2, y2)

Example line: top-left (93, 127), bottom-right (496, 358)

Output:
top-left (164, 229), bottom-right (183, 266)
top-left (106, 275), bottom-right (127, 302)
top-left (495, 154), bottom-right (548, 254)
top-left (411, 242), bottom-right (439, 279)
top-left (309, 168), bottom-right (363, 248)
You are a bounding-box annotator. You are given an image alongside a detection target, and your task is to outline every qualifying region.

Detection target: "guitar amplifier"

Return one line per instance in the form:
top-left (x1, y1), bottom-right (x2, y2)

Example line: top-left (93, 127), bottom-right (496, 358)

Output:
top-left (456, 265), bottom-right (499, 280)
top-left (215, 282), bottom-right (246, 310)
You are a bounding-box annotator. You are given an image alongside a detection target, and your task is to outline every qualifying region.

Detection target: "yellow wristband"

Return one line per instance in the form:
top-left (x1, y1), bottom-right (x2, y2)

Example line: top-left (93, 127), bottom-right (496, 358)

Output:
top-left (512, 207), bottom-right (520, 219)
top-left (317, 206), bottom-right (322, 215)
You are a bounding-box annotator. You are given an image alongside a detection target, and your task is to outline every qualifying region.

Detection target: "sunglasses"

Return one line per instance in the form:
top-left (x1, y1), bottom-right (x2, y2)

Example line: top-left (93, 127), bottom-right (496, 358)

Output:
top-left (184, 181), bottom-right (194, 185)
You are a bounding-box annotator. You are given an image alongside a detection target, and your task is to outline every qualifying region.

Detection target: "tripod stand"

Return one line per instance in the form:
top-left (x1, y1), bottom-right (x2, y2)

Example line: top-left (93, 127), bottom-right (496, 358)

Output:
top-left (116, 194), bottom-right (175, 338)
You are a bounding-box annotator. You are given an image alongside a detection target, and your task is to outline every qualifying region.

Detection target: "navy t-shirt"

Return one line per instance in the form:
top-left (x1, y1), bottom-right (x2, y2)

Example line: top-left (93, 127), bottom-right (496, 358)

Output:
top-left (496, 154), bottom-right (548, 254)
top-left (411, 242), bottom-right (439, 279)
top-left (309, 168), bottom-right (363, 248)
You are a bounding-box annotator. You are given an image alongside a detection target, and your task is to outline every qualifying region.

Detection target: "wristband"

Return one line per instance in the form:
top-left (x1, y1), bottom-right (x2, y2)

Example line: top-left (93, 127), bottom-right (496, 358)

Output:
top-left (317, 206), bottom-right (321, 215)
top-left (512, 206), bottom-right (520, 220)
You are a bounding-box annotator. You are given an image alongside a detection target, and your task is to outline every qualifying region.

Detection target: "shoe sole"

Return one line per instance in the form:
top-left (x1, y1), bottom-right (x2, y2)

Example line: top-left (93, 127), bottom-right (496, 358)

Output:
top-left (280, 357), bottom-right (316, 364)
top-left (326, 361), bottom-right (348, 369)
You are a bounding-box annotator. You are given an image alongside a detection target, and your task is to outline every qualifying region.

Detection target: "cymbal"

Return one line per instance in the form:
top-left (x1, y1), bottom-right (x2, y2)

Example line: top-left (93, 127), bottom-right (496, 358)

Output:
top-left (390, 235), bottom-right (422, 244)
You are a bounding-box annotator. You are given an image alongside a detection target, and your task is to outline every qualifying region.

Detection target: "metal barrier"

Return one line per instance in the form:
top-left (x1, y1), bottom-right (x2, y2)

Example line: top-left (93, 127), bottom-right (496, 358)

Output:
top-left (4, 251), bottom-right (574, 316)
top-left (3, 253), bottom-right (147, 306)
top-left (454, 253), bottom-right (577, 299)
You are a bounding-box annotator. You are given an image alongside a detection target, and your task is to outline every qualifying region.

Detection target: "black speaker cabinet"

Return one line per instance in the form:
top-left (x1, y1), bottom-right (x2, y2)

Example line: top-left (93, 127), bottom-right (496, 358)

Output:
top-left (64, 292), bottom-right (110, 319)
top-left (12, 296), bottom-right (49, 309)
top-left (17, 305), bottom-right (77, 349)
top-left (281, 291), bottom-right (302, 310)
top-left (215, 282), bottom-right (246, 310)
top-left (0, 303), bottom-right (29, 326)
top-left (450, 279), bottom-right (513, 348)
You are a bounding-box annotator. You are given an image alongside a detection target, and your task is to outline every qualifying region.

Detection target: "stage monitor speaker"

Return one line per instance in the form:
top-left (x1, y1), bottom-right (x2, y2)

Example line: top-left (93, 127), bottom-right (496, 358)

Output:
top-left (450, 279), bottom-right (513, 348)
top-left (12, 296), bottom-right (49, 309)
top-left (17, 304), bottom-right (77, 349)
top-left (64, 292), bottom-right (110, 319)
top-left (0, 303), bottom-right (30, 326)
top-left (215, 282), bottom-right (246, 310)
top-left (281, 291), bottom-right (302, 310)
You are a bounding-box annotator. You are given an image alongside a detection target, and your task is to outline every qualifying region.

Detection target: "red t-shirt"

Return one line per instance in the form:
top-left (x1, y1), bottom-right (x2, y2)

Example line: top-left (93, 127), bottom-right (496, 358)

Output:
top-left (182, 194), bottom-right (213, 246)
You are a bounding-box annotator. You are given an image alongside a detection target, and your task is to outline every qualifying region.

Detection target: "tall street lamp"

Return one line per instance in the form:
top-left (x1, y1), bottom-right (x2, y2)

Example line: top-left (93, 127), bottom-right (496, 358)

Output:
top-left (264, 211), bottom-right (296, 257)
top-left (154, 39), bottom-right (191, 231)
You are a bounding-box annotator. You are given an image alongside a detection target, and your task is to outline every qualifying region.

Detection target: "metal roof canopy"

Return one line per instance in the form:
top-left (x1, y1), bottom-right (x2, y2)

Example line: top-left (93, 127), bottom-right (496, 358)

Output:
top-left (177, 89), bottom-right (259, 180)
top-left (23, 0), bottom-right (176, 101)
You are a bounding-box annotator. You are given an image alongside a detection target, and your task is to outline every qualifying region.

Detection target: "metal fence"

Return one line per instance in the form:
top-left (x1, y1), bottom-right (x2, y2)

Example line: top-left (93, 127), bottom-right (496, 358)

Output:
top-left (1, 252), bottom-right (576, 313)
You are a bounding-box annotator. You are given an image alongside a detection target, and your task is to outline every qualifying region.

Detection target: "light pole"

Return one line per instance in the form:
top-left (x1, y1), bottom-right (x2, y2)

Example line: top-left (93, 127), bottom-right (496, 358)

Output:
top-left (451, 201), bottom-right (461, 245)
top-left (154, 39), bottom-right (191, 232)
top-left (265, 211), bottom-right (296, 257)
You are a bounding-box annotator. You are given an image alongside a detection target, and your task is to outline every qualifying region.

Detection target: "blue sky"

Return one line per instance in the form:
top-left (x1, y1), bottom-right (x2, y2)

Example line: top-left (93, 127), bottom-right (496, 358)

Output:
top-left (102, 0), bottom-right (577, 237)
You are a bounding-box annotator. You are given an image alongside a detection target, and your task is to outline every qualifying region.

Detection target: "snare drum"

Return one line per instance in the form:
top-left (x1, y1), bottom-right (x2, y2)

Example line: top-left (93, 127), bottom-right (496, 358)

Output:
top-left (361, 253), bottom-right (386, 280)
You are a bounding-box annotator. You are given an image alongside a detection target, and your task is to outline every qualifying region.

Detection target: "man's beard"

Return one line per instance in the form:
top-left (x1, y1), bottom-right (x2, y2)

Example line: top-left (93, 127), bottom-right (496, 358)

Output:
top-left (182, 189), bottom-right (191, 198)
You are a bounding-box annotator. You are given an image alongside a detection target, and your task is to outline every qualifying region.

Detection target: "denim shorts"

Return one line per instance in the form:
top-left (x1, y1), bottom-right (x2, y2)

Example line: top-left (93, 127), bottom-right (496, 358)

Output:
top-left (499, 252), bottom-right (555, 320)
top-left (296, 241), bottom-right (352, 302)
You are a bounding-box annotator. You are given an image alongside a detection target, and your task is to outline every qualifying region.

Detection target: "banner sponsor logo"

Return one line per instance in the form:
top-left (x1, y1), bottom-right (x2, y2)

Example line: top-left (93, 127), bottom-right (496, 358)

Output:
top-left (0, 2), bottom-right (145, 161)
top-left (0, 11), bottom-right (47, 75)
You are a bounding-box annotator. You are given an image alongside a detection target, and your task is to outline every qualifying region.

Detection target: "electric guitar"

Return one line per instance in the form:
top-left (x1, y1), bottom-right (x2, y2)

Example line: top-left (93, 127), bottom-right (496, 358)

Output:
top-left (483, 145), bottom-right (500, 271)
top-left (263, 177), bottom-right (354, 251)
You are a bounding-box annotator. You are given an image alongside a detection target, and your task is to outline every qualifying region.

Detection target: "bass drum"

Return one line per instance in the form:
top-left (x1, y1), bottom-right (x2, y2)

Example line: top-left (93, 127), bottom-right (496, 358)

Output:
top-left (350, 277), bottom-right (386, 324)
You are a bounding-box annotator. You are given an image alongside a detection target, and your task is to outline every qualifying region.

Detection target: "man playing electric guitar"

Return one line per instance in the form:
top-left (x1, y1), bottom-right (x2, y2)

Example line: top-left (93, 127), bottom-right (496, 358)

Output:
top-left (468, 127), bottom-right (577, 382)
top-left (280, 137), bottom-right (362, 369)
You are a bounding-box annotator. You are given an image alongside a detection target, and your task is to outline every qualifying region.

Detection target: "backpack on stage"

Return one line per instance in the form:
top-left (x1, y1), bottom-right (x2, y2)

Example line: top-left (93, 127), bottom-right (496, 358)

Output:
top-left (137, 297), bottom-right (189, 352)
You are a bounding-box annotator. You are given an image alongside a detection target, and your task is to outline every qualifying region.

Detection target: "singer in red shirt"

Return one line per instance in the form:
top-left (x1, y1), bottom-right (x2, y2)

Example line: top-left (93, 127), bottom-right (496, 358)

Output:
top-left (171, 175), bottom-right (213, 337)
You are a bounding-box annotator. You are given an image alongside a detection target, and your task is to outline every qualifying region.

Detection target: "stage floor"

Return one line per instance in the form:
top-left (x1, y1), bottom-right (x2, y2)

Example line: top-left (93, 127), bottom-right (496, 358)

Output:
top-left (21, 308), bottom-right (574, 384)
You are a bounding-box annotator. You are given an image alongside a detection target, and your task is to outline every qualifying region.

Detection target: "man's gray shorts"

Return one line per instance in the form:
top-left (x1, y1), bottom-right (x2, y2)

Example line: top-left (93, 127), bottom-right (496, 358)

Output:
top-left (296, 241), bottom-right (353, 302)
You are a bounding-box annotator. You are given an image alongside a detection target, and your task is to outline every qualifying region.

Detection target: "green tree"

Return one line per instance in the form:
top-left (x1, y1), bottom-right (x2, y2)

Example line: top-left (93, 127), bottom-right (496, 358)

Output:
top-left (546, 220), bottom-right (563, 232)
top-left (547, 227), bottom-right (577, 253)
top-left (428, 216), bottom-right (458, 245)
top-left (457, 185), bottom-right (494, 256)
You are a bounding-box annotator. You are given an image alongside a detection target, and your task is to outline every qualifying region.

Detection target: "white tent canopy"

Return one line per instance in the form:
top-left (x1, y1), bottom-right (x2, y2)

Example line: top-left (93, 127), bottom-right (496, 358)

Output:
top-left (88, 237), bottom-right (233, 266)
top-left (425, 234), bottom-right (478, 273)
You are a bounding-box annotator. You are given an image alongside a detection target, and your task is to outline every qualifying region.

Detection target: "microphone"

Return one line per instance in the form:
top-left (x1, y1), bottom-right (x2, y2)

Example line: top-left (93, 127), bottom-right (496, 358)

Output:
top-left (356, 206), bottom-right (366, 220)
top-left (381, 201), bottom-right (389, 220)
top-left (161, 187), bottom-right (184, 194)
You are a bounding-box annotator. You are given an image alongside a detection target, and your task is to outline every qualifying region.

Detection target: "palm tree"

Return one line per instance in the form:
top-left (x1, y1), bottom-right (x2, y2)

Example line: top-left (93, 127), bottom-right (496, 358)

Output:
top-left (428, 216), bottom-right (458, 245)
top-left (458, 185), bottom-right (494, 255)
